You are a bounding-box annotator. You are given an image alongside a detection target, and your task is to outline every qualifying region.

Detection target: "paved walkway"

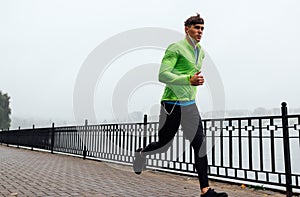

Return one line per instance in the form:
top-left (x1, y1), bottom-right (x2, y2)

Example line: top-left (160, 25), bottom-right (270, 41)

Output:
top-left (0, 145), bottom-right (287, 197)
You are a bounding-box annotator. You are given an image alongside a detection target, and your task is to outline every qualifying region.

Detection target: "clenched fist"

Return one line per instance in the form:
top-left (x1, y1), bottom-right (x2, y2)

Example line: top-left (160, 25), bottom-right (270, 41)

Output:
top-left (190, 71), bottom-right (204, 86)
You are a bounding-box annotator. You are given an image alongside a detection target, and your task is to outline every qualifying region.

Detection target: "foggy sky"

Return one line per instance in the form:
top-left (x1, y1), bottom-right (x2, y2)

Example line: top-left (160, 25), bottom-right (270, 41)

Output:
top-left (0, 0), bottom-right (299, 128)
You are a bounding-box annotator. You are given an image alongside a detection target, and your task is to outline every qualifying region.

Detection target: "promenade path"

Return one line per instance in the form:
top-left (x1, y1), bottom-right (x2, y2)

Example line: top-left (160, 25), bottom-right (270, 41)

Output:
top-left (0, 145), bottom-right (286, 197)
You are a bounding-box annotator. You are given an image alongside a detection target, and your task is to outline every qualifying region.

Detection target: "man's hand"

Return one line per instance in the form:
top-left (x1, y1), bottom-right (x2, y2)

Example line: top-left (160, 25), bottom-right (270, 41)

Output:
top-left (190, 71), bottom-right (204, 86)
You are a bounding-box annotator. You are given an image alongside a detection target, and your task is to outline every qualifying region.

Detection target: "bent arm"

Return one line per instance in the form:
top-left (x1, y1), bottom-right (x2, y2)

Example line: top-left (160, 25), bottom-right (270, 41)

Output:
top-left (158, 49), bottom-right (191, 85)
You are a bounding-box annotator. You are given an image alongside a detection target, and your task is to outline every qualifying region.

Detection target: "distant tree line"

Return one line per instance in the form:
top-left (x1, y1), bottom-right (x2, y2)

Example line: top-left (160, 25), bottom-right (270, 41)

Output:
top-left (0, 91), bottom-right (11, 129)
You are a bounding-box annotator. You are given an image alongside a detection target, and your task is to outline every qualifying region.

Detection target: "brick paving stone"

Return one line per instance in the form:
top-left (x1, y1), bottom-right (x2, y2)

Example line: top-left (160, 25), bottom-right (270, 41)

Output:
top-left (0, 145), bottom-right (292, 197)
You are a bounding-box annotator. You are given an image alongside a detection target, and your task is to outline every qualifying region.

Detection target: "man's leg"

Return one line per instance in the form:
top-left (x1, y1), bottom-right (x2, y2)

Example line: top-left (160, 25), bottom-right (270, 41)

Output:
top-left (180, 104), bottom-right (209, 189)
top-left (142, 103), bottom-right (181, 154)
top-left (181, 104), bottom-right (228, 196)
top-left (133, 103), bottom-right (181, 174)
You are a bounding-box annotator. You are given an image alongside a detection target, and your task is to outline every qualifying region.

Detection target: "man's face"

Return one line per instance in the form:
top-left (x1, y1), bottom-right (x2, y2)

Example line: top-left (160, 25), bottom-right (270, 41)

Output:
top-left (185, 24), bottom-right (204, 43)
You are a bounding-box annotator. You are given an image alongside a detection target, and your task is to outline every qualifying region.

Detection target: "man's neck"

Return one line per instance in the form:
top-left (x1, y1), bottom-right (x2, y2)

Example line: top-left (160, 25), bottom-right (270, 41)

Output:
top-left (186, 35), bottom-right (199, 48)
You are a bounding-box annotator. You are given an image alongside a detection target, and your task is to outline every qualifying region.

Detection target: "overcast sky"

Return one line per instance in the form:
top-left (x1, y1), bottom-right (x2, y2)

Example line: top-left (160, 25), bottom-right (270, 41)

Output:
top-left (1, 0), bottom-right (299, 127)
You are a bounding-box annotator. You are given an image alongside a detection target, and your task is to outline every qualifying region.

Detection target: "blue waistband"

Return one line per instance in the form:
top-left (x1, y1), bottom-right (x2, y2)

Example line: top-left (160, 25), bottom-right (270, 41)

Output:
top-left (163, 100), bottom-right (195, 106)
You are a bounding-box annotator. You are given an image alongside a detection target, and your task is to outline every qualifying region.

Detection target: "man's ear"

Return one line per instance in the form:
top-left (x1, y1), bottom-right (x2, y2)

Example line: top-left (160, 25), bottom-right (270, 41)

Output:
top-left (185, 26), bottom-right (189, 34)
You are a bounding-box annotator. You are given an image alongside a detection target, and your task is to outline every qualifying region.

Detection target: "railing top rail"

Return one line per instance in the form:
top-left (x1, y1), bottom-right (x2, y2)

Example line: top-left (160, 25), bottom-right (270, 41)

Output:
top-left (202, 115), bottom-right (284, 122)
top-left (3, 113), bottom-right (300, 133)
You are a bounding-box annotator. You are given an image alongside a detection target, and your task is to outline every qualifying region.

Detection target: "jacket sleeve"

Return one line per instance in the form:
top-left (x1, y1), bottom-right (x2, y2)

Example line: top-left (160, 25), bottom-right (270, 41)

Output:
top-left (158, 46), bottom-right (191, 85)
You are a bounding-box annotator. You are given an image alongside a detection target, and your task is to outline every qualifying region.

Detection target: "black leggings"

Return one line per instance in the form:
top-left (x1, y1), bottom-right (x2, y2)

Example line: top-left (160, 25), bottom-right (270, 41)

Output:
top-left (142, 102), bottom-right (209, 189)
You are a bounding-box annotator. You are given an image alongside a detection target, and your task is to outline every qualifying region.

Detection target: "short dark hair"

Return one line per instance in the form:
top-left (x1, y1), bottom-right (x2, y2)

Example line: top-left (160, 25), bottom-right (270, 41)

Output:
top-left (184, 13), bottom-right (204, 26)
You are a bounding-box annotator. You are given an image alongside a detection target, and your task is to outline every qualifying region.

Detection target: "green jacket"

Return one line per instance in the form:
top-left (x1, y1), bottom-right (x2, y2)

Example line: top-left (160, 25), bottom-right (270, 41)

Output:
top-left (159, 38), bottom-right (205, 101)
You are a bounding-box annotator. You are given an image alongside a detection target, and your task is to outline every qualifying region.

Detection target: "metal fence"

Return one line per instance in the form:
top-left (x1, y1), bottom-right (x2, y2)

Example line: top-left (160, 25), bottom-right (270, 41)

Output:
top-left (0, 102), bottom-right (299, 196)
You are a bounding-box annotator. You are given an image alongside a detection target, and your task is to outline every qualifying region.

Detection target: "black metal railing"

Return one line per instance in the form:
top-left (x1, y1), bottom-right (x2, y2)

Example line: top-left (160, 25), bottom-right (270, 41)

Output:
top-left (0, 102), bottom-right (299, 196)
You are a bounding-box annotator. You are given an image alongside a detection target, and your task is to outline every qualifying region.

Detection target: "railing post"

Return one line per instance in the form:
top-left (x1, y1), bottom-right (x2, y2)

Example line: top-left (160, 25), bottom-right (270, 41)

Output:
top-left (17, 126), bottom-right (20, 148)
top-left (31, 124), bottom-right (35, 151)
top-left (51, 123), bottom-right (55, 154)
top-left (281, 102), bottom-right (293, 197)
top-left (83, 120), bottom-right (88, 159)
top-left (143, 114), bottom-right (148, 148)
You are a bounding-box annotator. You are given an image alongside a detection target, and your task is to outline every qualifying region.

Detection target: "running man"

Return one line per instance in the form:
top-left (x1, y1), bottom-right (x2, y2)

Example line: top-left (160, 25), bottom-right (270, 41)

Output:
top-left (133, 14), bottom-right (228, 197)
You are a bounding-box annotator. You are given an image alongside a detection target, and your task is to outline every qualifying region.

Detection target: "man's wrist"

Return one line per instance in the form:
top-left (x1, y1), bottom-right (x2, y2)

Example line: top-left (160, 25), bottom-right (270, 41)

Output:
top-left (188, 75), bottom-right (193, 84)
